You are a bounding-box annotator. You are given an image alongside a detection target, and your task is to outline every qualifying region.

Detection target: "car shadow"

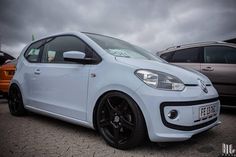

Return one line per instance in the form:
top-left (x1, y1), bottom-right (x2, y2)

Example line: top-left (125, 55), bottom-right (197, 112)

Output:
top-left (220, 107), bottom-right (236, 115)
top-left (1, 96), bottom-right (230, 152)
top-left (0, 97), bottom-right (8, 104)
top-left (26, 110), bottom-right (219, 153)
top-left (134, 129), bottom-right (219, 152)
top-left (220, 96), bottom-right (236, 115)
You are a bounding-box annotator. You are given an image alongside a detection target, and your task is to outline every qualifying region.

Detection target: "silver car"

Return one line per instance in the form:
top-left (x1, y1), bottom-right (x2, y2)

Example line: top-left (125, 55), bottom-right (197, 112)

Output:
top-left (158, 42), bottom-right (236, 107)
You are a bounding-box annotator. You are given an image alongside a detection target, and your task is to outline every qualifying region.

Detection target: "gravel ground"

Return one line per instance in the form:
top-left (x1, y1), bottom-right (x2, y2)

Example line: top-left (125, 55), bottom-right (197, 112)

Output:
top-left (0, 98), bottom-right (235, 157)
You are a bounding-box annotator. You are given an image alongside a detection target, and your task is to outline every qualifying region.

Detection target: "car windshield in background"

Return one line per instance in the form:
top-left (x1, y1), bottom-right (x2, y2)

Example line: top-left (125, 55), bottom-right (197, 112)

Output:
top-left (85, 33), bottom-right (162, 61)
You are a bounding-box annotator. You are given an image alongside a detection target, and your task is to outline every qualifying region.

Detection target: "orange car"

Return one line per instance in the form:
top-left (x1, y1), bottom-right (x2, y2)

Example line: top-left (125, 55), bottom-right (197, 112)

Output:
top-left (0, 60), bottom-right (17, 97)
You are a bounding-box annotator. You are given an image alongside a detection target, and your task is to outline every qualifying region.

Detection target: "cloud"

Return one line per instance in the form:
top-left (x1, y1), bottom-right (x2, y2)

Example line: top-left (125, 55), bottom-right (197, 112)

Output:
top-left (0, 0), bottom-right (236, 57)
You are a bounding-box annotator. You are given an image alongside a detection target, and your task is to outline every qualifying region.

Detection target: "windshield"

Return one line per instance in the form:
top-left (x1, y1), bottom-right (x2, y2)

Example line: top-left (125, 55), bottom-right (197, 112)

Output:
top-left (85, 33), bottom-right (163, 62)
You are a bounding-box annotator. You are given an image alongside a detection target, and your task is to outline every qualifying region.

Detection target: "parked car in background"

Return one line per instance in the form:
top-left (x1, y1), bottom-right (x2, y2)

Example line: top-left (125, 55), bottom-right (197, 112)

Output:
top-left (0, 51), bottom-right (15, 66)
top-left (8, 32), bottom-right (220, 149)
top-left (0, 59), bottom-right (17, 97)
top-left (158, 42), bottom-right (236, 107)
top-left (224, 38), bottom-right (236, 44)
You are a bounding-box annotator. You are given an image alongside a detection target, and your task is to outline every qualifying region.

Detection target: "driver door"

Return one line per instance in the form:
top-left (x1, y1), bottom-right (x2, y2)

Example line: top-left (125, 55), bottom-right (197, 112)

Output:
top-left (29, 35), bottom-right (95, 120)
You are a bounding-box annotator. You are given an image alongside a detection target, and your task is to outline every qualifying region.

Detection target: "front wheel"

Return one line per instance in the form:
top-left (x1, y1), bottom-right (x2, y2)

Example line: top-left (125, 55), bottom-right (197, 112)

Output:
top-left (8, 84), bottom-right (27, 116)
top-left (96, 92), bottom-right (146, 149)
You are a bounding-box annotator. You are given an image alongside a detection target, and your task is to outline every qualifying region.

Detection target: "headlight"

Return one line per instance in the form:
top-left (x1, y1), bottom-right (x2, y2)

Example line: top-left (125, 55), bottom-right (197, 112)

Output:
top-left (135, 69), bottom-right (185, 91)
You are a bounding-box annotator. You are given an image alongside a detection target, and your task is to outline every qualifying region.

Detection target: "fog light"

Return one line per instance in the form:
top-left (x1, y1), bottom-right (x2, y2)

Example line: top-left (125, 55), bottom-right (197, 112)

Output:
top-left (168, 110), bottom-right (178, 119)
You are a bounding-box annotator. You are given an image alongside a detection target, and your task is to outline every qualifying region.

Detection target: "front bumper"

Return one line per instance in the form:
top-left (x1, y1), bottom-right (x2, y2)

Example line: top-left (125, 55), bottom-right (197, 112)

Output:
top-left (135, 84), bottom-right (220, 142)
top-left (160, 98), bottom-right (219, 131)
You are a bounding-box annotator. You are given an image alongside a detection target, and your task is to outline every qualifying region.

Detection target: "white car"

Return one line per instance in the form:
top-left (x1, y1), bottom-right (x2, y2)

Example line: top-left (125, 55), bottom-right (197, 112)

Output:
top-left (8, 32), bottom-right (220, 149)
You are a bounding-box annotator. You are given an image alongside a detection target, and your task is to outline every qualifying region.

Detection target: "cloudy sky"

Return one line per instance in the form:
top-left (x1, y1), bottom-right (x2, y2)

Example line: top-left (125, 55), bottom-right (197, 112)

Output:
top-left (0, 0), bottom-right (236, 57)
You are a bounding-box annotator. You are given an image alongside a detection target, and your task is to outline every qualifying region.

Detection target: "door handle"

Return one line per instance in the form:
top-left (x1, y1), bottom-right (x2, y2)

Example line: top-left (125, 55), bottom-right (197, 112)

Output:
top-left (202, 67), bottom-right (214, 71)
top-left (34, 69), bottom-right (41, 75)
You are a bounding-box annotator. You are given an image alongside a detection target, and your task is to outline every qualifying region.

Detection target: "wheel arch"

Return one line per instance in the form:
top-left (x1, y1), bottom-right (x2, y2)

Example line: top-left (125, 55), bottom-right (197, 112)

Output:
top-left (9, 79), bottom-right (27, 106)
top-left (9, 82), bottom-right (20, 93)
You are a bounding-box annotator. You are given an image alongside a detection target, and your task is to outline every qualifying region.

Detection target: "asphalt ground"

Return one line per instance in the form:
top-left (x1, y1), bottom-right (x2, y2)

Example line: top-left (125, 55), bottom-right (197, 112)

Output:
top-left (0, 97), bottom-right (235, 157)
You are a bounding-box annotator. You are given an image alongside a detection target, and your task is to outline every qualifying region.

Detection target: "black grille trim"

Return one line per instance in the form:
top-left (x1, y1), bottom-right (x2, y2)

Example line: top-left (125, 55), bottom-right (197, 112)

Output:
top-left (160, 97), bottom-right (219, 131)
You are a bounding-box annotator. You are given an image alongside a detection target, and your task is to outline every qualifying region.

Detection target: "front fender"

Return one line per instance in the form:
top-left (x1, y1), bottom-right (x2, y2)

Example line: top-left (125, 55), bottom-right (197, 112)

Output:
top-left (86, 84), bottom-right (153, 137)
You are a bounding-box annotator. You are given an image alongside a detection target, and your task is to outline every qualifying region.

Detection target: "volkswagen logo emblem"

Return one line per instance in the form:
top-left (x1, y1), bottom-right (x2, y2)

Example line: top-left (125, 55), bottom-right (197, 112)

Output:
top-left (198, 78), bottom-right (208, 93)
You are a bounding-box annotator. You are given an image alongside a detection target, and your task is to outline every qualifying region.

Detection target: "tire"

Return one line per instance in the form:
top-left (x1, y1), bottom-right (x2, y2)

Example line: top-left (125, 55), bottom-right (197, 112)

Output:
top-left (96, 91), bottom-right (146, 149)
top-left (8, 84), bottom-right (27, 116)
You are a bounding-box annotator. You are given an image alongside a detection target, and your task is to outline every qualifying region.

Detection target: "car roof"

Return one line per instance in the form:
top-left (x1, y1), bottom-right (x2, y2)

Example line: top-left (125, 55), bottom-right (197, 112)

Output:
top-left (158, 41), bottom-right (236, 55)
top-left (29, 32), bottom-right (115, 44)
top-left (29, 32), bottom-right (83, 43)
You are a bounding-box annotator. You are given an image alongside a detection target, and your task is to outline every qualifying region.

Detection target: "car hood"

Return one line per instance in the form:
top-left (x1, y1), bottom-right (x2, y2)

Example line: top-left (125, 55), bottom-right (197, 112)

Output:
top-left (115, 57), bottom-right (211, 85)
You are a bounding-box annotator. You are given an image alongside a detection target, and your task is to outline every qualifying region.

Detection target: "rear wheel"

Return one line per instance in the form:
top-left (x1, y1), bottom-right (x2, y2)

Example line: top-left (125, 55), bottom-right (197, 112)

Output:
top-left (96, 92), bottom-right (146, 149)
top-left (8, 84), bottom-right (27, 116)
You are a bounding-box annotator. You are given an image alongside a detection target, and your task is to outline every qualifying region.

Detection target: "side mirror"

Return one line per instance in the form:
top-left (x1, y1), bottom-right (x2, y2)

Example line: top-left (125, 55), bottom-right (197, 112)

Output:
top-left (63, 51), bottom-right (98, 64)
top-left (63, 51), bottom-right (86, 60)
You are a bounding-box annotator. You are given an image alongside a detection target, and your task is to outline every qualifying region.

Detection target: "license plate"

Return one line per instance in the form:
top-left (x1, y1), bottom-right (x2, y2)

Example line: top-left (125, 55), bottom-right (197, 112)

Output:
top-left (199, 104), bottom-right (217, 119)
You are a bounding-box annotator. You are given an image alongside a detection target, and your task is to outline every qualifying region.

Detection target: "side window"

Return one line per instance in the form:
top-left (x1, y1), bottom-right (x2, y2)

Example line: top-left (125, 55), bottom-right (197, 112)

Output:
top-left (24, 40), bottom-right (44, 63)
top-left (160, 52), bottom-right (174, 62)
top-left (204, 46), bottom-right (236, 64)
top-left (172, 48), bottom-right (201, 63)
top-left (42, 36), bottom-right (97, 63)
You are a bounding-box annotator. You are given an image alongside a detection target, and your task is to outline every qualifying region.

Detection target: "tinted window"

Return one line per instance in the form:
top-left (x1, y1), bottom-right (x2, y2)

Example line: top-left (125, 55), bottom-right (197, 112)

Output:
top-left (204, 46), bottom-right (236, 64)
top-left (160, 52), bottom-right (173, 62)
top-left (42, 36), bottom-right (97, 63)
top-left (171, 48), bottom-right (201, 63)
top-left (24, 40), bottom-right (44, 62)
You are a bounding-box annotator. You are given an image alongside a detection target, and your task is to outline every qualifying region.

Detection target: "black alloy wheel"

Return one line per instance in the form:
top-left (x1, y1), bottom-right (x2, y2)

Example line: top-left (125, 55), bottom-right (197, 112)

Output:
top-left (8, 84), bottom-right (27, 116)
top-left (96, 92), bottom-right (146, 149)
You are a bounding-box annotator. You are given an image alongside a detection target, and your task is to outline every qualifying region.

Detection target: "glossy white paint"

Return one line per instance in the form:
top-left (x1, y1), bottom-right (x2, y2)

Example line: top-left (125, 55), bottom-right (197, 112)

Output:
top-left (11, 32), bottom-right (220, 142)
